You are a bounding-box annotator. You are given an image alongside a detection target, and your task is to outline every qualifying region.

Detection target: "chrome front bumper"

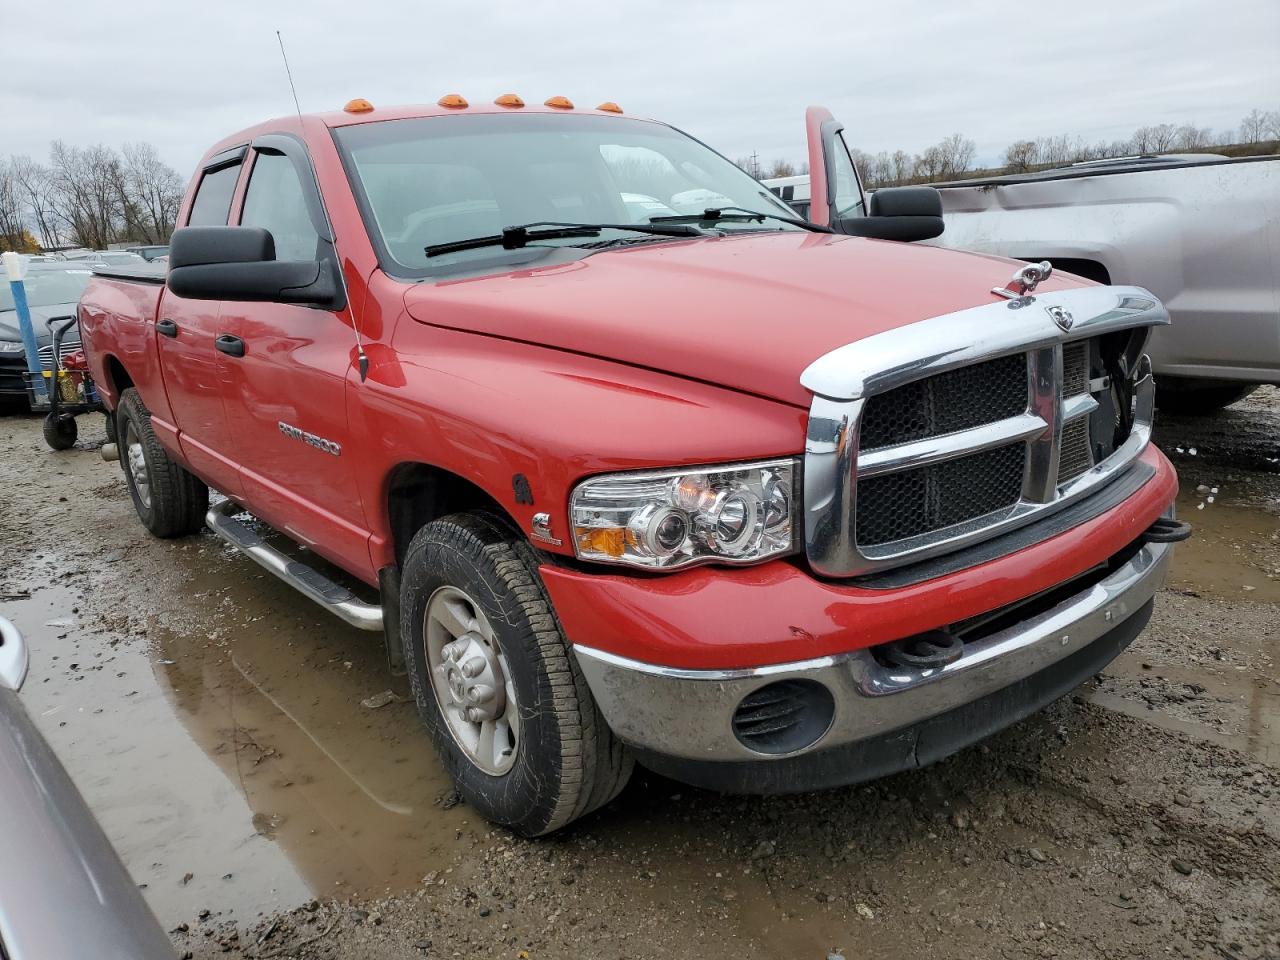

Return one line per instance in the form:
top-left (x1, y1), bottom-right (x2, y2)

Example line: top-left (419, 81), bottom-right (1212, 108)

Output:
top-left (574, 539), bottom-right (1171, 764)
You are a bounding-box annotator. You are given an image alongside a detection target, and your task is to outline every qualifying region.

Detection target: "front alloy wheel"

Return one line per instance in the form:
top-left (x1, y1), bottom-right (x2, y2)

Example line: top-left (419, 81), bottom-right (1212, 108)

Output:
top-left (425, 585), bottom-right (519, 776)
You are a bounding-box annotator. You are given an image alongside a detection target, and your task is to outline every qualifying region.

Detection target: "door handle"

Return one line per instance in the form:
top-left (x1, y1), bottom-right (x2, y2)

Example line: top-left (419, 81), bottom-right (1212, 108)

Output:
top-left (214, 334), bottom-right (246, 358)
top-left (156, 318), bottom-right (178, 338)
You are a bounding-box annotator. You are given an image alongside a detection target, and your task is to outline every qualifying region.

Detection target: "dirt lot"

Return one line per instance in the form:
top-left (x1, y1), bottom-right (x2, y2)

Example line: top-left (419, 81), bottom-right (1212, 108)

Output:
top-left (1, 389), bottom-right (1277, 960)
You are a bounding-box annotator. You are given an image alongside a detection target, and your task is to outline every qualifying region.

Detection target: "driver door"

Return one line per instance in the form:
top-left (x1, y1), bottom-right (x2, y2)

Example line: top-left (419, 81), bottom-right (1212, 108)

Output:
top-left (804, 106), bottom-right (867, 230)
top-left (805, 106), bottom-right (944, 242)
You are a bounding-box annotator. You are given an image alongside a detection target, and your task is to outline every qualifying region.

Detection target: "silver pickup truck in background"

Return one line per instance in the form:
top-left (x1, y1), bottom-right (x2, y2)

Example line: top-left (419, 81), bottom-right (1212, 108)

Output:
top-left (930, 155), bottom-right (1280, 415)
top-left (766, 154), bottom-right (1280, 415)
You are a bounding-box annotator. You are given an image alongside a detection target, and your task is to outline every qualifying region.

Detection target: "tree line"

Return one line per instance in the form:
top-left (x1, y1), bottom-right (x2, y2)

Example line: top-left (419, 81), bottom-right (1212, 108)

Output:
top-left (0, 142), bottom-right (185, 253)
top-left (743, 106), bottom-right (1280, 188)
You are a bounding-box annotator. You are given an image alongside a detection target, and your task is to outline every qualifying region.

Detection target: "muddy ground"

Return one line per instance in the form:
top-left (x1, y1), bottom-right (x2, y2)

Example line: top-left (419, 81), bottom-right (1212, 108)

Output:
top-left (0, 389), bottom-right (1277, 960)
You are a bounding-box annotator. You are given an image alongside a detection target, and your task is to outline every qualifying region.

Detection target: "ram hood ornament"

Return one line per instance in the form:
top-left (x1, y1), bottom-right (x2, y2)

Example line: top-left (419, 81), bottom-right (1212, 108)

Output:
top-left (993, 260), bottom-right (1054, 300)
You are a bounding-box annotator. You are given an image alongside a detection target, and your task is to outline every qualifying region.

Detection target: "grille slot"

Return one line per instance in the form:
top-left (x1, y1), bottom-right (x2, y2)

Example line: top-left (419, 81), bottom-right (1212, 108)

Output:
top-left (1062, 341), bottom-right (1089, 396)
top-left (856, 442), bottom-right (1026, 547)
top-left (859, 352), bottom-right (1028, 451)
top-left (1059, 416), bottom-right (1094, 484)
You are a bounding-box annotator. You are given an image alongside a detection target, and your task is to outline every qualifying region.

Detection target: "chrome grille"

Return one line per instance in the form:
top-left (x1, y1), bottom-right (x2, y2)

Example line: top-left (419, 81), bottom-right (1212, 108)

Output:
top-left (860, 353), bottom-right (1028, 450)
top-left (37, 340), bottom-right (81, 370)
top-left (856, 443), bottom-right (1026, 546)
top-left (800, 287), bottom-right (1165, 579)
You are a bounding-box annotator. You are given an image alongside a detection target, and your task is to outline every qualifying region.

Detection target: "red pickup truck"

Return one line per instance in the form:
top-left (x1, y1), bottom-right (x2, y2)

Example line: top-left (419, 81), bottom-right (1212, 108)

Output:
top-left (79, 98), bottom-right (1184, 836)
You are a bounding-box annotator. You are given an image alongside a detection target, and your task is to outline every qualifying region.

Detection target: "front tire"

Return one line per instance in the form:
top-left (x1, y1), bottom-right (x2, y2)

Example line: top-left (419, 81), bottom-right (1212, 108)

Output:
top-left (115, 388), bottom-right (208, 538)
top-left (1155, 377), bottom-right (1258, 415)
top-left (400, 512), bottom-right (632, 836)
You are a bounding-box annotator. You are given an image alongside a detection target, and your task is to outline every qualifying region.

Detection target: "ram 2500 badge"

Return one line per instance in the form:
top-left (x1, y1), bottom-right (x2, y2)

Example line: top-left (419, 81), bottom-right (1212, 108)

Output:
top-left (78, 99), bottom-right (1185, 835)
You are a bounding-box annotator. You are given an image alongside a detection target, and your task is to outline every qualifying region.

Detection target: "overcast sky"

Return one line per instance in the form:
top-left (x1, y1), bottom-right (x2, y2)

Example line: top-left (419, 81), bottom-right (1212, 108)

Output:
top-left (4, 0), bottom-right (1276, 174)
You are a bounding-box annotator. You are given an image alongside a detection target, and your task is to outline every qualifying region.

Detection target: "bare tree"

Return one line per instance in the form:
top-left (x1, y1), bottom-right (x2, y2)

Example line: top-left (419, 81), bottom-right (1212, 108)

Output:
top-left (1264, 110), bottom-right (1280, 141)
top-left (0, 160), bottom-right (29, 251)
top-left (1004, 140), bottom-right (1038, 173)
top-left (119, 142), bottom-right (185, 243)
top-left (936, 133), bottom-right (976, 178)
top-left (11, 156), bottom-right (60, 248)
top-left (913, 145), bottom-right (946, 181)
top-left (1239, 109), bottom-right (1268, 143)
top-left (890, 150), bottom-right (913, 185)
top-left (765, 159), bottom-right (797, 179)
top-left (1175, 124), bottom-right (1212, 150)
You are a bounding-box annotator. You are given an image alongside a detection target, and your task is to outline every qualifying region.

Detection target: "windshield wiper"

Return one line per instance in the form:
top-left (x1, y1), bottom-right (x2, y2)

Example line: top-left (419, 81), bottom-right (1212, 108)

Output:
top-left (650, 206), bottom-right (832, 233)
top-left (425, 221), bottom-right (702, 258)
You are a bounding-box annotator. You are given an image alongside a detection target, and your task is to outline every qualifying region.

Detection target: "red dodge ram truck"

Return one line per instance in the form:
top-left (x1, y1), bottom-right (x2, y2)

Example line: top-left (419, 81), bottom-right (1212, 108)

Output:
top-left (79, 98), bottom-right (1184, 836)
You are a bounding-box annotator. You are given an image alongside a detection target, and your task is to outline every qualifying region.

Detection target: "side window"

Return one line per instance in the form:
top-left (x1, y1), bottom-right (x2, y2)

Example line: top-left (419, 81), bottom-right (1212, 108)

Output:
top-left (187, 163), bottom-right (241, 226)
top-left (831, 134), bottom-right (865, 220)
top-left (239, 152), bottom-right (321, 262)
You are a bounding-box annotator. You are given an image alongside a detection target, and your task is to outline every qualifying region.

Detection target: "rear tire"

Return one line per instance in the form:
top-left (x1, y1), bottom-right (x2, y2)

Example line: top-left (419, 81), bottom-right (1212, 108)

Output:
top-left (115, 387), bottom-right (208, 538)
top-left (400, 511), bottom-right (632, 837)
top-left (1155, 378), bottom-right (1259, 415)
top-left (42, 413), bottom-right (77, 450)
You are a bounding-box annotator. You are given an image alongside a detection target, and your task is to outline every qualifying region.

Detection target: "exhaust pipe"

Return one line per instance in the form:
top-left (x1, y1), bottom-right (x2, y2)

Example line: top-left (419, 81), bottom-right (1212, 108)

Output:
top-left (100, 442), bottom-right (119, 462)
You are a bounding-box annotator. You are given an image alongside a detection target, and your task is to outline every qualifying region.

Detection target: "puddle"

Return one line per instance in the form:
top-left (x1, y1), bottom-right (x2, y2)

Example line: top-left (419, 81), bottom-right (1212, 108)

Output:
top-left (1167, 479), bottom-right (1280, 603)
top-left (8, 542), bottom-right (478, 927)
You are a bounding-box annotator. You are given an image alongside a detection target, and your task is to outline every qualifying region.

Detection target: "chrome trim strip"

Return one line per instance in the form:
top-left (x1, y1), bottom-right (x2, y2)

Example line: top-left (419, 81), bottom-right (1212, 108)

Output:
top-left (573, 539), bottom-right (1172, 762)
top-left (858, 412), bottom-right (1047, 479)
top-left (802, 287), bottom-right (1168, 578)
top-left (800, 286), bottom-right (1166, 402)
top-left (1062, 392), bottom-right (1100, 421)
top-left (206, 500), bottom-right (383, 632)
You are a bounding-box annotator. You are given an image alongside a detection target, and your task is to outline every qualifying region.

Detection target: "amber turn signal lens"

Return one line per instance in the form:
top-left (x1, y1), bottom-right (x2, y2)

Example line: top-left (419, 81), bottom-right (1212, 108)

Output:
top-left (494, 93), bottom-right (525, 108)
top-left (596, 101), bottom-right (623, 114)
top-left (438, 93), bottom-right (469, 109)
top-left (574, 527), bottom-right (635, 558)
top-left (544, 95), bottom-right (574, 110)
top-left (343, 98), bottom-right (375, 114)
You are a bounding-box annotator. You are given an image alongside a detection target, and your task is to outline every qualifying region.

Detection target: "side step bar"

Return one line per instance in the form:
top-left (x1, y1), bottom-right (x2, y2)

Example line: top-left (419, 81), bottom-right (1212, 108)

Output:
top-left (205, 500), bottom-right (383, 632)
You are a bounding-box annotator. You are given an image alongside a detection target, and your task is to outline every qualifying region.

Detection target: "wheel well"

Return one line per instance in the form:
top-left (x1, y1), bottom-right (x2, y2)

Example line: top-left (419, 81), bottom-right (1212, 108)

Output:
top-left (1038, 258), bottom-right (1111, 285)
top-left (105, 355), bottom-right (134, 400)
top-left (387, 463), bottom-right (510, 567)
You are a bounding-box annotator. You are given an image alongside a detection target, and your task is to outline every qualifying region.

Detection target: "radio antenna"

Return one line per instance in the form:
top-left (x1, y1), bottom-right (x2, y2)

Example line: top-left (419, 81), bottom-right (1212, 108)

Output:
top-left (276, 31), bottom-right (304, 118)
top-left (274, 30), bottom-right (370, 381)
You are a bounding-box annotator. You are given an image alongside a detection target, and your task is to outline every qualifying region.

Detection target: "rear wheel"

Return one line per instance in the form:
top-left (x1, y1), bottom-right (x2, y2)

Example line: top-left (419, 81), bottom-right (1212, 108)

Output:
top-left (400, 511), bottom-right (632, 836)
top-left (1155, 378), bottom-right (1259, 416)
top-left (115, 388), bottom-right (208, 538)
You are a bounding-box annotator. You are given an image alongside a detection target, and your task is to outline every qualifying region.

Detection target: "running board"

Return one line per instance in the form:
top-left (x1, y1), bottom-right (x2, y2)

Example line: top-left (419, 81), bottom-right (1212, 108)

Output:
top-left (205, 500), bottom-right (383, 632)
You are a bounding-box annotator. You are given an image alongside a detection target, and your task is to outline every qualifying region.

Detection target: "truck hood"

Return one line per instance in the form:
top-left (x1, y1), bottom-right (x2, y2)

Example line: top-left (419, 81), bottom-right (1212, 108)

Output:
top-left (403, 232), bottom-right (1084, 407)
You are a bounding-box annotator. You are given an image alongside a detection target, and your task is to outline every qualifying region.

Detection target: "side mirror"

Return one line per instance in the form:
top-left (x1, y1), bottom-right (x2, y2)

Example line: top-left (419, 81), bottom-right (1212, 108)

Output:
top-left (166, 226), bottom-right (342, 308)
top-left (835, 187), bottom-right (944, 242)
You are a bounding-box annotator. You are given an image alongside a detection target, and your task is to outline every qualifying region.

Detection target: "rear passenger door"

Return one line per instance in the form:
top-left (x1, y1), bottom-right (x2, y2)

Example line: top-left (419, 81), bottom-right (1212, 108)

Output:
top-left (217, 137), bottom-right (370, 575)
top-left (156, 148), bottom-right (245, 497)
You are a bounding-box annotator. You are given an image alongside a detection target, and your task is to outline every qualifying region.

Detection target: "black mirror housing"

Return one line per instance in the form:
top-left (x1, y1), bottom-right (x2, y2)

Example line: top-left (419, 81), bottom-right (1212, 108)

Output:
top-left (836, 186), bottom-right (945, 242)
top-left (166, 226), bottom-right (344, 309)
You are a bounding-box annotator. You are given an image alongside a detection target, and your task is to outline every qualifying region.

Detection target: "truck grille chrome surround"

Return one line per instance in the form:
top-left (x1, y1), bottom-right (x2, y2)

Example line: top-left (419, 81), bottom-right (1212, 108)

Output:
top-left (800, 287), bottom-right (1169, 578)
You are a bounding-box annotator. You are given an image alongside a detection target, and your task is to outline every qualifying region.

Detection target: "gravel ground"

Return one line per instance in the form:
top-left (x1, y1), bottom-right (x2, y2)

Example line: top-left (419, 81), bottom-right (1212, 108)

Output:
top-left (0, 388), bottom-right (1276, 960)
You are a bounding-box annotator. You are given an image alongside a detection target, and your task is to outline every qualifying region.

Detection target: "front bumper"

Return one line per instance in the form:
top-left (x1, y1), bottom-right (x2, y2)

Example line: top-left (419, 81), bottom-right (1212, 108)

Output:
top-left (574, 536), bottom-right (1170, 790)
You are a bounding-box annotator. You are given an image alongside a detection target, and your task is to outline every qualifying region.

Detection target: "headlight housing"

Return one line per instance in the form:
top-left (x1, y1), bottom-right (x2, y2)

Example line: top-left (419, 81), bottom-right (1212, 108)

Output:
top-left (570, 459), bottom-right (799, 570)
top-left (0, 341), bottom-right (25, 354)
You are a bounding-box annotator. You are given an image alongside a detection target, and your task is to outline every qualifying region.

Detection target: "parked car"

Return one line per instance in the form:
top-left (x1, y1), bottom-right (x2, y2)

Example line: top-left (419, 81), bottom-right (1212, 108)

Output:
top-left (0, 263), bottom-right (95, 410)
top-left (0, 616), bottom-right (174, 960)
top-left (125, 245), bottom-right (170, 262)
top-left (78, 99), bottom-right (1183, 837)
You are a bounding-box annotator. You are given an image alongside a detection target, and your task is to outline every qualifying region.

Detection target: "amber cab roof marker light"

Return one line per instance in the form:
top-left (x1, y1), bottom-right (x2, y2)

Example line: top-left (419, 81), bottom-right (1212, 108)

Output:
top-left (596, 101), bottom-right (623, 114)
top-left (343, 98), bottom-right (375, 114)
top-left (544, 96), bottom-right (574, 110)
top-left (438, 93), bottom-right (469, 109)
top-left (494, 93), bottom-right (525, 108)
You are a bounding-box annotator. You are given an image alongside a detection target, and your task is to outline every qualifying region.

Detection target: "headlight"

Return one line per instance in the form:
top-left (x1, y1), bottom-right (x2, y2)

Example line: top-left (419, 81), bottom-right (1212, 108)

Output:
top-left (570, 459), bottom-right (799, 570)
top-left (0, 341), bottom-right (25, 354)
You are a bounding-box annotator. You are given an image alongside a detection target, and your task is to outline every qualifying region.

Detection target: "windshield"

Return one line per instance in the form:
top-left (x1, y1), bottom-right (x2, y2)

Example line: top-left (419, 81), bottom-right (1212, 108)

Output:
top-left (0, 267), bottom-right (93, 312)
top-left (334, 113), bottom-right (800, 276)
